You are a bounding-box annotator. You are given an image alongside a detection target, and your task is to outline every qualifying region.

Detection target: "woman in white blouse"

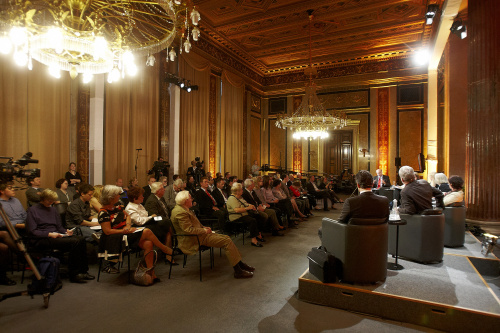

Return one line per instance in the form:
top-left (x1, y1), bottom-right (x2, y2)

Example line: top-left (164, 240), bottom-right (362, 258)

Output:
top-left (125, 186), bottom-right (176, 264)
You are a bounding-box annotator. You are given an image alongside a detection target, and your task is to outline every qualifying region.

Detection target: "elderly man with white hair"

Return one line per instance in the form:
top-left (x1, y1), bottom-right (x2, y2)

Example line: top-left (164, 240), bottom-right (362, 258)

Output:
top-left (170, 191), bottom-right (254, 279)
top-left (398, 166), bottom-right (444, 215)
top-left (164, 178), bottom-right (184, 211)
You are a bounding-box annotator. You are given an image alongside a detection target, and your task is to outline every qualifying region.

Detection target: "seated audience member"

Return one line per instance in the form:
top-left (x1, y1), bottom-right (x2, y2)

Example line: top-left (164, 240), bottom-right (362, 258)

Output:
top-left (159, 176), bottom-right (168, 189)
top-left (0, 183), bottom-right (27, 229)
top-left (186, 176), bottom-right (197, 195)
top-left (224, 172), bottom-right (231, 182)
top-left (144, 182), bottom-right (174, 243)
top-left (224, 176), bottom-right (237, 197)
top-left (125, 186), bottom-right (176, 265)
top-left (435, 173), bottom-right (452, 193)
top-left (55, 178), bottom-right (71, 206)
top-left (171, 191), bottom-right (254, 278)
top-left (253, 177), bottom-right (283, 225)
top-left (66, 183), bottom-right (99, 242)
top-left (172, 174), bottom-right (179, 182)
top-left (115, 178), bottom-right (128, 205)
top-left (194, 177), bottom-right (227, 227)
top-left (306, 175), bottom-right (337, 211)
top-left (0, 231), bottom-right (18, 285)
top-left (65, 162), bottom-right (82, 198)
top-left (373, 169), bottom-right (391, 189)
top-left (26, 189), bottom-right (94, 283)
top-left (243, 179), bottom-right (284, 236)
top-left (98, 185), bottom-right (175, 281)
top-left (273, 178), bottom-right (305, 220)
top-left (318, 176), bottom-right (343, 203)
top-left (129, 177), bottom-right (139, 189)
top-left (443, 176), bottom-right (465, 206)
top-left (227, 183), bottom-right (265, 247)
top-left (398, 166), bottom-right (444, 214)
top-left (163, 178), bottom-right (183, 211)
top-left (211, 178), bottom-right (228, 208)
top-left (428, 171), bottom-right (437, 187)
top-left (338, 171), bottom-right (390, 223)
top-left (289, 181), bottom-right (312, 216)
top-left (89, 185), bottom-right (103, 218)
top-left (26, 176), bottom-right (44, 207)
top-left (142, 174), bottom-right (157, 204)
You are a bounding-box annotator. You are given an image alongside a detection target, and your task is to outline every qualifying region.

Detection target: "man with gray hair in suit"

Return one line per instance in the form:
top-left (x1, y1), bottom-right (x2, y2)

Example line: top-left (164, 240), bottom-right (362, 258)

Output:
top-left (163, 178), bottom-right (183, 211)
top-left (398, 166), bottom-right (444, 214)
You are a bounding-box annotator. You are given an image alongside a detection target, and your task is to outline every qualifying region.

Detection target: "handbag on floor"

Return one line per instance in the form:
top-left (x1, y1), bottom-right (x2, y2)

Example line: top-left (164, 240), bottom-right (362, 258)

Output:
top-left (133, 250), bottom-right (157, 286)
top-left (307, 246), bottom-right (337, 283)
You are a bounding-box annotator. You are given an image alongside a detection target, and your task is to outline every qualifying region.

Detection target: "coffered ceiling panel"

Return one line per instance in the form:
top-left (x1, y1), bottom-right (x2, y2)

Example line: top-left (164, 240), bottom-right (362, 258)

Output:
top-left (193, 0), bottom-right (443, 75)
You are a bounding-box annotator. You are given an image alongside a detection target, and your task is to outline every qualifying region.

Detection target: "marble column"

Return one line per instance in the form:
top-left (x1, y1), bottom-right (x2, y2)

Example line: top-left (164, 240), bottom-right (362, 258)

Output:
top-left (466, 0), bottom-right (500, 222)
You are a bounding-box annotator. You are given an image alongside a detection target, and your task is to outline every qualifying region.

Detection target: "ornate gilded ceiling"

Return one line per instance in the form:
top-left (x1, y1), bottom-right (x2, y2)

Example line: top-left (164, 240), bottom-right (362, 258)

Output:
top-left (193, 0), bottom-right (443, 78)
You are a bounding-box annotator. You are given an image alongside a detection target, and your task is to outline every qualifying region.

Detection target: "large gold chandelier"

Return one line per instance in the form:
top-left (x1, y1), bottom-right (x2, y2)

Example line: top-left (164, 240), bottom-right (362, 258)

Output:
top-left (0, 1), bottom-right (201, 82)
top-left (276, 10), bottom-right (347, 140)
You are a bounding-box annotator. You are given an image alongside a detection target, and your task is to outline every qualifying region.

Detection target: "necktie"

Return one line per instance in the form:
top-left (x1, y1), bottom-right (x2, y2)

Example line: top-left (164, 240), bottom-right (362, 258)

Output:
top-left (378, 178), bottom-right (382, 189)
top-left (219, 188), bottom-right (227, 201)
top-left (205, 189), bottom-right (216, 205)
top-left (158, 197), bottom-right (168, 215)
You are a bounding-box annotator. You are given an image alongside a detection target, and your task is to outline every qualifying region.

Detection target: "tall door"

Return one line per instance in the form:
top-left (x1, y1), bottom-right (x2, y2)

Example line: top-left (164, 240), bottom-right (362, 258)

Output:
top-left (324, 131), bottom-right (353, 175)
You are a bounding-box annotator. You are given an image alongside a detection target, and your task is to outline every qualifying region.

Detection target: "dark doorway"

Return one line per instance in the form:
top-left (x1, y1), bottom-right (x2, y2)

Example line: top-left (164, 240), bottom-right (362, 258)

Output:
top-left (323, 131), bottom-right (353, 176)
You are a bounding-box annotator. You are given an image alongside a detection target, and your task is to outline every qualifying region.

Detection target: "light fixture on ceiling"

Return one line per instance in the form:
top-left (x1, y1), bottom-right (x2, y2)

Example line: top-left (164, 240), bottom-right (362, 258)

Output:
top-left (0, 1), bottom-right (201, 82)
top-left (425, 4), bottom-right (439, 25)
top-left (164, 73), bottom-right (197, 92)
top-left (275, 10), bottom-right (347, 140)
top-left (450, 19), bottom-right (467, 39)
top-left (414, 49), bottom-right (430, 66)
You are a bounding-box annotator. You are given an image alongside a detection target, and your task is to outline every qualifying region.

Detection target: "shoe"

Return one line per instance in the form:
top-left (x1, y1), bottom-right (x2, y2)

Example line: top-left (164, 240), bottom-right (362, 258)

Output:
top-left (331, 206), bottom-right (337, 210)
top-left (314, 206), bottom-right (322, 210)
top-left (91, 232), bottom-right (101, 242)
top-left (272, 230), bottom-right (285, 236)
top-left (251, 242), bottom-right (263, 248)
top-left (0, 276), bottom-right (16, 286)
top-left (153, 277), bottom-right (161, 283)
top-left (256, 237), bottom-right (266, 242)
top-left (102, 265), bottom-right (120, 274)
top-left (165, 255), bottom-right (179, 266)
top-left (234, 266), bottom-right (253, 279)
top-left (70, 274), bottom-right (87, 284)
top-left (238, 261), bottom-right (255, 272)
top-left (82, 273), bottom-right (95, 280)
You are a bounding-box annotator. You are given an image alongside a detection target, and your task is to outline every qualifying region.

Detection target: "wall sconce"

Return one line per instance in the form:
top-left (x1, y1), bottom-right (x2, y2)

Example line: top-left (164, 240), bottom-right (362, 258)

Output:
top-left (359, 148), bottom-right (369, 157)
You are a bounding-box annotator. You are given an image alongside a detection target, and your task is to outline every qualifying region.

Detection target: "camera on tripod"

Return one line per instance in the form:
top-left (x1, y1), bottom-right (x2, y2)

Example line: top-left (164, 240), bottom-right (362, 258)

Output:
top-left (0, 152), bottom-right (40, 184)
top-left (195, 156), bottom-right (204, 169)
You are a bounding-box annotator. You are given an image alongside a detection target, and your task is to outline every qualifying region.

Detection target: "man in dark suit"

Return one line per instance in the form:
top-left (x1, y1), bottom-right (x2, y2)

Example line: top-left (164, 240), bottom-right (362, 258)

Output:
top-left (398, 166), bottom-right (444, 215)
top-left (337, 170), bottom-right (390, 223)
top-left (25, 177), bottom-right (44, 207)
top-left (211, 178), bottom-right (227, 208)
top-left (193, 177), bottom-right (227, 229)
top-left (306, 175), bottom-right (336, 211)
top-left (373, 169), bottom-right (391, 189)
top-left (144, 182), bottom-right (174, 250)
top-left (142, 174), bottom-right (156, 204)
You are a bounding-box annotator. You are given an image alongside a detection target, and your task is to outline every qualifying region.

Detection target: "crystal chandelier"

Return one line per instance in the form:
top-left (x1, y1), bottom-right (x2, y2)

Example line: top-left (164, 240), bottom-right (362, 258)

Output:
top-left (275, 10), bottom-right (347, 140)
top-left (0, 1), bottom-right (201, 82)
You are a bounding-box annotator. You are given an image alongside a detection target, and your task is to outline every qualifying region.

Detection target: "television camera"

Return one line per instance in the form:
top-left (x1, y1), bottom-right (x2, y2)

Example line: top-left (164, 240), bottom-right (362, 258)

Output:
top-left (0, 152), bottom-right (40, 186)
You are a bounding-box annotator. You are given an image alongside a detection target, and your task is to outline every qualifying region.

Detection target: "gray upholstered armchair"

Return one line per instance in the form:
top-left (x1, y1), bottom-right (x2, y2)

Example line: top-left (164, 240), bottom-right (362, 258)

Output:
top-left (388, 212), bottom-right (445, 264)
top-left (444, 206), bottom-right (466, 247)
top-left (321, 217), bottom-right (388, 284)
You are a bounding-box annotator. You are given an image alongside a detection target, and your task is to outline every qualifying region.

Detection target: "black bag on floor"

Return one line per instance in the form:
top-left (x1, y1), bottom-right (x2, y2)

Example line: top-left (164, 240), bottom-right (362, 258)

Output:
top-left (307, 246), bottom-right (337, 283)
top-left (28, 256), bottom-right (63, 295)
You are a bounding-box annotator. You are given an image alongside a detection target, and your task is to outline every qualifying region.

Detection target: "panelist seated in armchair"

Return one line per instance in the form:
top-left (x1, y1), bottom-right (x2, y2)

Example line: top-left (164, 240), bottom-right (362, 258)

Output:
top-left (398, 166), bottom-right (444, 214)
top-left (373, 169), bottom-right (391, 189)
top-left (170, 191), bottom-right (255, 279)
top-left (443, 176), bottom-right (465, 206)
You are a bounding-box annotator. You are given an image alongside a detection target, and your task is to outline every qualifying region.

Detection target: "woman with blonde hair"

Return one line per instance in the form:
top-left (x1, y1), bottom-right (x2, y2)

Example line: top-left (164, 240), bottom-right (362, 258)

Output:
top-left (90, 185), bottom-right (103, 218)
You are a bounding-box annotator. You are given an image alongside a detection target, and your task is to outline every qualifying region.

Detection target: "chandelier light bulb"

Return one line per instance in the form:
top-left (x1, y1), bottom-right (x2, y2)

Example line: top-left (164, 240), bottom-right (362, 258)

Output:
top-left (0, 36), bottom-right (12, 54)
top-left (127, 63), bottom-right (138, 76)
top-left (122, 50), bottom-right (134, 65)
top-left (174, 0), bottom-right (181, 5)
top-left (82, 73), bottom-right (92, 83)
top-left (110, 67), bottom-right (120, 82)
top-left (9, 27), bottom-right (28, 46)
top-left (191, 8), bottom-right (201, 26)
top-left (27, 54), bottom-right (33, 70)
top-left (93, 36), bottom-right (108, 61)
top-left (13, 51), bottom-right (28, 67)
top-left (48, 66), bottom-right (61, 78)
top-left (169, 48), bottom-right (176, 61)
top-left (48, 27), bottom-right (63, 54)
top-left (192, 27), bottom-right (200, 41)
top-left (184, 38), bottom-right (191, 53)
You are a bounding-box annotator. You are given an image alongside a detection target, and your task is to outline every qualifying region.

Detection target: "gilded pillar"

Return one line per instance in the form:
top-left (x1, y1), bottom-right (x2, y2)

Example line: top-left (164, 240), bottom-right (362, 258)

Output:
top-left (377, 88), bottom-right (389, 175)
top-left (466, 0), bottom-right (500, 222)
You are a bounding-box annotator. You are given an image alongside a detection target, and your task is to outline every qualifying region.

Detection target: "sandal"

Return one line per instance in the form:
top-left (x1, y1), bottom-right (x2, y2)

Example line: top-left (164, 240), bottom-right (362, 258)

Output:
top-left (165, 255), bottom-right (179, 266)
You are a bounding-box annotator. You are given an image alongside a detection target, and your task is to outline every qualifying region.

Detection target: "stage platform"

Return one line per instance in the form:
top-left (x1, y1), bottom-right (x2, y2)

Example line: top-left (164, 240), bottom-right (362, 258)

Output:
top-left (298, 232), bottom-right (500, 332)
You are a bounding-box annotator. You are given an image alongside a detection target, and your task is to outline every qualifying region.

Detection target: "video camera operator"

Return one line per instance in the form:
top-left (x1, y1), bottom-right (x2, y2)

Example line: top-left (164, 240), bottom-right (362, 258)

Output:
top-left (187, 157), bottom-right (205, 185)
top-left (150, 157), bottom-right (170, 181)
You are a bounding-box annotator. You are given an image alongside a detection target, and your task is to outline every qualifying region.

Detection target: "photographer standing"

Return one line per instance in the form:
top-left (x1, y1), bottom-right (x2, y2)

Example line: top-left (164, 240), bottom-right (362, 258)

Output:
top-left (151, 157), bottom-right (169, 181)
